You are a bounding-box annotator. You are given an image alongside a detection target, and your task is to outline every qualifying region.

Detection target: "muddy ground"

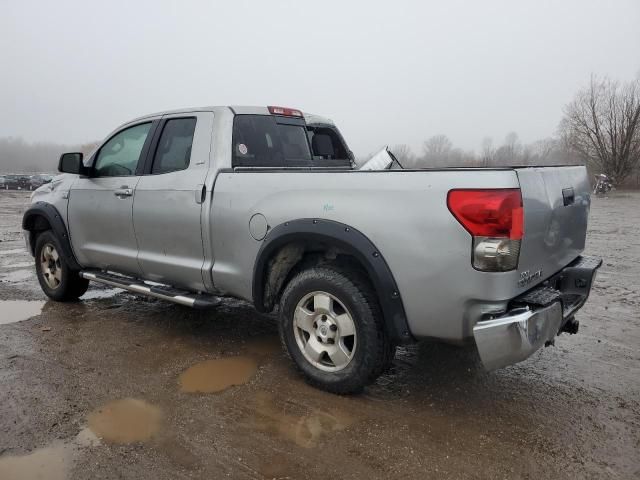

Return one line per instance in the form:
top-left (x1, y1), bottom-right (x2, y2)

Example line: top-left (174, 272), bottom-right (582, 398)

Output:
top-left (0, 190), bottom-right (638, 479)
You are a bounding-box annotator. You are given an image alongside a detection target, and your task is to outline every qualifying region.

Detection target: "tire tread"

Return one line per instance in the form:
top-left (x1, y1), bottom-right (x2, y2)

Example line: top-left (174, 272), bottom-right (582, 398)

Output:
top-left (35, 230), bottom-right (88, 301)
top-left (279, 263), bottom-right (394, 394)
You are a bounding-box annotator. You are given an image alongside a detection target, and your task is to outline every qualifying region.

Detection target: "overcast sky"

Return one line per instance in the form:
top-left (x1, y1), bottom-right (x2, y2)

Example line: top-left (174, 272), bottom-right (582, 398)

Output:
top-left (1, 0), bottom-right (639, 157)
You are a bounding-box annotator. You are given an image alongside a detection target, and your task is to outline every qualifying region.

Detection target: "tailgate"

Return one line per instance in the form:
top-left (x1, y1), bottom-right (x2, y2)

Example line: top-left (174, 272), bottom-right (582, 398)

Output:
top-left (515, 166), bottom-right (591, 289)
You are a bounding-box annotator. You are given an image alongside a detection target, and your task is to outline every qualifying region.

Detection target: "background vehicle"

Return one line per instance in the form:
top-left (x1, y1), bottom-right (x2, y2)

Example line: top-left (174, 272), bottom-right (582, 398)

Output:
top-left (4, 174), bottom-right (32, 190)
top-left (593, 174), bottom-right (614, 195)
top-left (4, 175), bottom-right (19, 189)
top-left (29, 174), bottom-right (53, 190)
top-left (22, 105), bottom-right (601, 393)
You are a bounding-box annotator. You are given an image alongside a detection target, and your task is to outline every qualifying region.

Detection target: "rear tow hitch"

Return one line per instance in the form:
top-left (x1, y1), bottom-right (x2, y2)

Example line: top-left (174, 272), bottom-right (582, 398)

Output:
top-left (560, 317), bottom-right (580, 335)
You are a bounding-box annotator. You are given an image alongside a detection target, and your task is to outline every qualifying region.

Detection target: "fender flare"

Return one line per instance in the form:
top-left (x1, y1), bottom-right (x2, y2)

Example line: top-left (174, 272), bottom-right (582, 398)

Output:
top-left (22, 202), bottom-right (82, 270)
top-left (252, 218), bottom-right (414, 343)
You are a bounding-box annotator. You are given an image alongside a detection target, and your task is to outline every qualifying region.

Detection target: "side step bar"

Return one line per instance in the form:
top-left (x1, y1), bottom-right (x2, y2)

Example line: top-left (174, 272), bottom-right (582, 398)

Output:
top-left (80, 270), bottom-right (221, 309)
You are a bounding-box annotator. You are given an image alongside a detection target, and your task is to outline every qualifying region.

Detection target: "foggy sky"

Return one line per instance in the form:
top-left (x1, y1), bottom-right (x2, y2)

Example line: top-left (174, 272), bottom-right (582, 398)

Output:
top-left (1, 0), bottom-right (639, 158)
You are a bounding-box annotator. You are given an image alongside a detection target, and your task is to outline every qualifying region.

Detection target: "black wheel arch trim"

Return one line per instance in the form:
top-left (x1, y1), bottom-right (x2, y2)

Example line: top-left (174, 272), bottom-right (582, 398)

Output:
top-left (252, 218), bottom-right (414, 344)
top-left (22, 202), bottom-right (82, 270)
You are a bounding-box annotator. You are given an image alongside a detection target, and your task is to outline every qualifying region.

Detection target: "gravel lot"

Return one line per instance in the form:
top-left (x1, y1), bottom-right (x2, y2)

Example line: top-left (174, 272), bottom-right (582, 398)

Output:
top-left (0, 190), bottom-right (638, 479)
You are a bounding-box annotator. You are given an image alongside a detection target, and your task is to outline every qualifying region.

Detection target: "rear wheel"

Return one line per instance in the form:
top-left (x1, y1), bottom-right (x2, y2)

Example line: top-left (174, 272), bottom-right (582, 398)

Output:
top-left (279, 265), bottom-right (394, 394)
top-left (35, 230), bottom-right (88, 301)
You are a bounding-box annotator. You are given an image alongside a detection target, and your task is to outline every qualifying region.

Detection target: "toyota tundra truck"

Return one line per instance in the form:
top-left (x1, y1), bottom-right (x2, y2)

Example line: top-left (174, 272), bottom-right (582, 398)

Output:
top-left (22, 105), bottom-right (601, 393)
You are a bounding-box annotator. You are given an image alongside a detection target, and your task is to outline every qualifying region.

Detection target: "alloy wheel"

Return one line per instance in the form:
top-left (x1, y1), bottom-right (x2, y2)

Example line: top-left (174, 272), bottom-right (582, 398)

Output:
top-left (293, 291), bottom-right (357, 372)
top-left (40, 243), bottom-right (62, 289)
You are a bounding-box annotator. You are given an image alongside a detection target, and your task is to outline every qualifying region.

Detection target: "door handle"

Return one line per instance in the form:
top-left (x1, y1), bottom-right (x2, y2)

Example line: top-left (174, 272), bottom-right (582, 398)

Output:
top-left (562, 187), bottom-right (575, 206)
top-left (114, 187), bottom-right (133, 198)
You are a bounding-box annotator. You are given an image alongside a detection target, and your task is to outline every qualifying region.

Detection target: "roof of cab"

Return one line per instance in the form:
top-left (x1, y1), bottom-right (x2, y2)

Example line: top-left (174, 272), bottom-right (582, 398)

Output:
top-left (125, 106), bottom-right (335, 127)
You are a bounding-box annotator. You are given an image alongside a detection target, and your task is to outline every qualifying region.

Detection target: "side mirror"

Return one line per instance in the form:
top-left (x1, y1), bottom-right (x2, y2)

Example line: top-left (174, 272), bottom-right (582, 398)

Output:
top-left (58, 152), bottom-right (85, 174)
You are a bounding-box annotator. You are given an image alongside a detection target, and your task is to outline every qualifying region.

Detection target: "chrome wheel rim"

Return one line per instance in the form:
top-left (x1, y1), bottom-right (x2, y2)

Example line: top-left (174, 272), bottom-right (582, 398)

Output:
top-left (40, 243), bottom-right (62, 289)
top-left (293, 291), bottom-right (357, 372)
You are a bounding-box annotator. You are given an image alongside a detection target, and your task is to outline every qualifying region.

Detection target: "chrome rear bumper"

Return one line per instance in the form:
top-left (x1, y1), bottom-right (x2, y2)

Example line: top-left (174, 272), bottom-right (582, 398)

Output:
top-left (473, 302), bottom-right (562, 370)
top-left (473, 255), bottom-right (601, 371)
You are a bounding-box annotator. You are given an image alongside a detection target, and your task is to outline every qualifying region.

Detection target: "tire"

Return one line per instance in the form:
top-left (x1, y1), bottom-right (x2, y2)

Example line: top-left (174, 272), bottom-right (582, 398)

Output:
top-left (278, 265), bottom-right (394, 394)
top-left (34, 230), bottom-right (89, 301)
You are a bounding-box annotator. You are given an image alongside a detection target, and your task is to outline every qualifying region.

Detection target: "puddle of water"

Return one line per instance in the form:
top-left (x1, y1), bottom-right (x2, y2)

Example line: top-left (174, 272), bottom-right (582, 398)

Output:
top-left (249, 392), bottom-right (352, 448)
top-left (87, 398), bottom-right (161, 444)
top-left (0, 300), bottom-right (45, 325)
top-left (0, 443), bottom-right (71, 480)
top-left (82, 287), bottom-right (123, 300)
top-left (0, 248), bottom-right (26, 255)
top-left (0, 428), bottom-right (100, 480)
top-left (179, 356), bottom-right (257, 393)
top-left (0, 269), bottom-right (33, 283)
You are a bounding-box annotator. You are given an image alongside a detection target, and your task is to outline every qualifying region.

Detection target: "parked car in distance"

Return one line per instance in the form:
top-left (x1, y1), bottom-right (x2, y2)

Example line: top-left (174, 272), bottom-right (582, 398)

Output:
top-left (0, 176), bottom-right (5, 189)
top-left (23, 105), bottom-right (602, 393)
top-left (4, 174), bottom-right (33, 190)
top-left (30, 174), bottom-right (53, 190)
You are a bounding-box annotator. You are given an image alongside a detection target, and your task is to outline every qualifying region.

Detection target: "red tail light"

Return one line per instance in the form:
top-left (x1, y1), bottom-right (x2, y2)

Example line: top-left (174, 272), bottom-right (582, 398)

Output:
top-left (268, 106), bottom-right (303, 117)
top-left (447, 189), bottom-right (524, 272)
top-left (447, 189), bottom-right (523, 240)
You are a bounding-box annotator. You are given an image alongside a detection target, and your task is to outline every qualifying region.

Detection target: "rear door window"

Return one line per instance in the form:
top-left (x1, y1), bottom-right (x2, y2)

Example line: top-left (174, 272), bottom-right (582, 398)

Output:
top-left (232, 115), bottom-right (312, 167)
top-left (151, 117), bottom-right (197, 174)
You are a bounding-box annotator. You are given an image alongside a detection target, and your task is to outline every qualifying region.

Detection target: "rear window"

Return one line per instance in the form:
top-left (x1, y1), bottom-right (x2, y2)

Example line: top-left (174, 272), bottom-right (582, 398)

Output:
top-left (232, 115), bottom-right (312, 167)
top-left (232, 115), bottom-right (352, 168)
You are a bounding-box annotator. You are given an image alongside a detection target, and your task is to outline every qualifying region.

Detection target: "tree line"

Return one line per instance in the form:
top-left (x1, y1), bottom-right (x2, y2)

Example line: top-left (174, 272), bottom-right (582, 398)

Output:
top-left (0, 137), bottom-right (98, 174)
top-left (389, 132), bottom-right (581, 169)
top-left (383, 75), bottom-right (640, 185)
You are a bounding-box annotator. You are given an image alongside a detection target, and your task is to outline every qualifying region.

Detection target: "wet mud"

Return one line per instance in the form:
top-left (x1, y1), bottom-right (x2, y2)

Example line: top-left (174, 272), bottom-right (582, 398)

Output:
top-left (247, 391), bottom-right (353, 448)
top-left (0, 190), bottom-right (639, 479)
top-left (180, 357), bottom-right (258, 393)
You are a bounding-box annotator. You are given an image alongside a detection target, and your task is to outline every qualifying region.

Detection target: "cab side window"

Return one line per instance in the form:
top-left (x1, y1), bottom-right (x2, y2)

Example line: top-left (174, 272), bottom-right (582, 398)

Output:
top-left (151, 117), bottom-right (197, 174)
top-left (306, 126), bottom-right (351, 166)
top-left (94, 123), bottom-right (152, 177)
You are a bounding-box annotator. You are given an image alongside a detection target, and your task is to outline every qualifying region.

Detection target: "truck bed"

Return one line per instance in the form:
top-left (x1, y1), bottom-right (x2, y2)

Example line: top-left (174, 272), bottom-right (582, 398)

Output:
top-left (208, 165), bottom-right (590, 342)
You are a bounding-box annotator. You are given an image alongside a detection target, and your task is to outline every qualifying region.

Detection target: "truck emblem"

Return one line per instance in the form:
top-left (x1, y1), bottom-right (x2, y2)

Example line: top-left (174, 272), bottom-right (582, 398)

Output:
top-left (518, 269), bottom-right (542, 288)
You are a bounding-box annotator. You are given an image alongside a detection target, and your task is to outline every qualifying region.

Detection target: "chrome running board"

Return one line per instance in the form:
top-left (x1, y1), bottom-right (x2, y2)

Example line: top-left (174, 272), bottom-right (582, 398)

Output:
top-left (79, 270), bottom-right (221, 309)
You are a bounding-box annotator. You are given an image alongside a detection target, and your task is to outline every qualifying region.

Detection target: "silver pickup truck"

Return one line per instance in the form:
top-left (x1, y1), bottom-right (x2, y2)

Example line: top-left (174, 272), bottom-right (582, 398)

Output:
top-left (23, 105), bottom-right (601, 393)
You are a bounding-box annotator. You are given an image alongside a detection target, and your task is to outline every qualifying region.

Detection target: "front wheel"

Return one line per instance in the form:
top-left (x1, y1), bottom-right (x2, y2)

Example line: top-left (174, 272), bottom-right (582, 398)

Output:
top-left (279, 265), bottom-right (394, 394)
top-left (35, 230), bottom-right (89, 301)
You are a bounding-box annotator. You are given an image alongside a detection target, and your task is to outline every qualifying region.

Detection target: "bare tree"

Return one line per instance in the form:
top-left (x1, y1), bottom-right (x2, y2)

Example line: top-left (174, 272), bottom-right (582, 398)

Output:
top-left (504, 132), bottom-right (522, 158)
top-left (494, 132), bottom-right (522, 164)
top-left (560, 75), bottom-right (640, 183)
top-left (529, 137), bottom-right (557, 162)
top-left (423, 135), bottom-right (452, 157)
top-left (480, 137), bottom-right (494, 166)
top-left (421, 134), bottom-right (453, 167)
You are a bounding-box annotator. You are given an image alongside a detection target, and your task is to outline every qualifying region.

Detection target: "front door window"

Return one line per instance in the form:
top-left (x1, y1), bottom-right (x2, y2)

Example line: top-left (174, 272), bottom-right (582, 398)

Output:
top-left (94, 123), bottom-right (152, 177)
